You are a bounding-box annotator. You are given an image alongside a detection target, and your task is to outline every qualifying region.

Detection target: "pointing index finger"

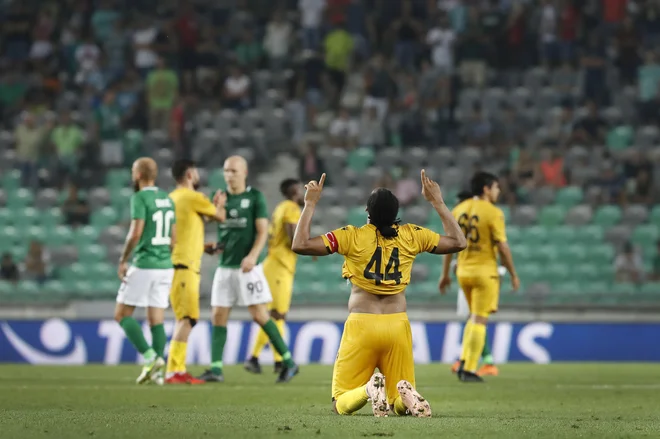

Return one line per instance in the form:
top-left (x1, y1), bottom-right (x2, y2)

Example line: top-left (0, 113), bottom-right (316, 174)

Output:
top-left (319, 173), bottom-right (326, 188)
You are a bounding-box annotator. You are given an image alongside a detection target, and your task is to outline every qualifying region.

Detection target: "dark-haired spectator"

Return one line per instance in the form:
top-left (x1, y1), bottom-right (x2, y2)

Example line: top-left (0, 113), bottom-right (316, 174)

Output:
top-left (147, 58), bottom-right (178, 132)
top-left (638, 51), bottom-right (660, 124)
top-left (363, 54), bottom-right (394, 122)
top-left (461, 103), bottom-right (492, 146)
top-left (458, 6), bottom-right (488, 88)
top-left (175, 3), bottom-right (200, 92)
top-left (391, 1), bottom-right (423, 70)
top-left (572, 100), bottom-right (607, 146)
top-left (594, 165), bottom-right (625, 204)
top-left (558, 0), bottom-right (579, 63)
top-left (2, 3), bottom-right (32, 62)
top-left (264, 11), bottom-right (292, 71)
top-left (580, 32), bottom-right (607, 104)
top-left (329, 108), bottom-right (359, 149)
top-left (61, 183), bottom-right (90, 227)
top-left (24, 241), bottom-right (49, 285)
top-left (299, 142), bottom-right (326, 183)
top-left (616, 16), bottom-right (641, 86)
top-left (235, 29), bottom-right (263, 71)
top-left (358, 106), bottom-right (385, 149)
top-left (223, 65), bottom-right (252, 110)
top-left (94, 90), bottom-right (124, 166)
top-left (614, 242), bottom-right (644, 284)
top-left (0, 253), bottom-right (19, 283)
top-left (299, 0), bottom-right (326, 50)
top-left (132, 17), bottom-right (159, 77)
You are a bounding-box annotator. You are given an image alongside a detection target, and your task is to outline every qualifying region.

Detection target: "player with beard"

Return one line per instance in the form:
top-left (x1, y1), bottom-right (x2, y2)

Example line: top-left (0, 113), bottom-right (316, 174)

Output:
top-left (245, 179), bottom-right (305, 374)
top-left (164, 159), bottom-right (227, 384)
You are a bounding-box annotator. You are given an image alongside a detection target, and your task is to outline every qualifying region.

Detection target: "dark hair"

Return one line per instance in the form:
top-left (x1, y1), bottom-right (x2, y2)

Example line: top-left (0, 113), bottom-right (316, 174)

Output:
top-left (366, 188), bottom-right (400, 238)
top-left (280, 178), bottom-right (299, 198)
top-left (457, 191), bottom-right (473, 203)
top-left (470, 172), bottom-right (499, 196)
top-left (172, 159), bottom-right (195, 182)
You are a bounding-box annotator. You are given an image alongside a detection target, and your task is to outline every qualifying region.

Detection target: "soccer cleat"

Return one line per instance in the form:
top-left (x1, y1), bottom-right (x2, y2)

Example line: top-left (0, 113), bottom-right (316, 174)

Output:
top-left (150, 370), bottom-right (164, 386)
top-left (273, 361), bottom-right (283, 374)
top-left (275, 364), bottom-right (299, 383)
top-left (165, 373), bottom-right (190, 384)
top-left (244, 357), bottom-right (262, 374)
top-left (477, 364), bottom-right (499, 377)
top-left (451, 360), bottom-right (463, 374)
top-left (136, 356), bottom-right (165, 384)
top-left (366, 373), bottom-right (389, 417)
top-left (396, 380), bottom-right (432, 418)
top-left (197, 369), bottom-right (225, 383)
top-left (459, 371), bottom-right (484, 383)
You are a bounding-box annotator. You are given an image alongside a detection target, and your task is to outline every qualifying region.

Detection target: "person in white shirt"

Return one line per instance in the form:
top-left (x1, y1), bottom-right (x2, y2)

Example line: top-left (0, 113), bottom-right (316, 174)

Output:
top-left (264, 11), bottom-right (292, 70)
top-left (426, 15), bottom-right (456, 74)
top-left (328, 107), bottom-right (359, 148)
top-left (132, 19), bottom-right (158, 76)
top-left (223, 66), bottom-right (251, 110)
top-left (74, 35), bottom-right (101, 84)
top-left (614, 242), bottom-right (645, 283)
top-left (299, 0), bottom-right (326, 49)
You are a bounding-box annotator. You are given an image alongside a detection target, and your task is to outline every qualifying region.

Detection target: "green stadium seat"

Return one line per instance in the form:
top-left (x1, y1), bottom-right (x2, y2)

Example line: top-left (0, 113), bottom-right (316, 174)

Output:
top-left (522, 226), bottom-right (549, 245)
top-left (24, 225), bottom-right (47, 242)
top-left (537, 244), bottom-right (562, 264)
top-left (60, 263), bottom-right (88, 281)
top-left (0, 280), bottom-right (14, 296)
top-left (91, 207), bottom-right (119, 228)
top-left (500, 205), bottom-right (511, 223)
top-left (511, 243), bottom-right (535, 262)
top-left (2, 226), bottom-right (22, 247)
top-left (105, 169), bottom-right (131, 189)
top-left (565, 245), bottom-right (588, 264)
top-left (70, 280), bottom-right (96, 298)
top-left (517, 263), bottom-right (543, 283)
top-left (539, 206), bottom-right (566, 226)
top-left (573, 263), bottom-right (600, 281)
top-left (42, 280), bottom-right (69, 296)
top-left (347, 207), bottom-right (367, 226)
top-left (640, 282), bottom-right (660, 294)
top-left (506, 226), bottom-right (523, 244)
top-left (1, 170), bottom-right (21, 190)
top-left (593, 205), bottom-right (622, 227)
top-left (574, 225), bottom-right (604, 245)
top-left (609, 282), bottom-right (638, 294)
top-left (88, 262), bottom-right (115, 280)
top-left (606, 125), bottom-right (633, 150)
top-left (347, 147), bottom-right (375, 171)
top-left (649, 206), bottom-right (660, 226)
top-left (208, 170), bottom-right (226, 189)
top-left (552, 281), bottom-right (581, 294)
top-left (582, 280), bottom-right (609, 295)
top-left (555, 186), bottom-right (583, 208)
top-left (552, 225), bottom-right (578, 243)
top-left (17, 280), bottom-right (40, 295)
top-left (41, 208), bottom-right (63, 227)
top-left (43, 225), bottom-right (74, 248)
top-left (110, 187), bottom-right (133, 208)
top-left (73, 225), bottom-right (101, 245)
top-left (6, 188), bottom-right (35, 207)
top-left (541, 263), bottom-right (572, 282)
top-left (96, 280), bottom-right (119, 296)
top-left (631, 225), bottom-right (659, 246)
top-left (78, 244), bottom-right (108, 262)
top-left (10, 245), bottom-right (27, 261)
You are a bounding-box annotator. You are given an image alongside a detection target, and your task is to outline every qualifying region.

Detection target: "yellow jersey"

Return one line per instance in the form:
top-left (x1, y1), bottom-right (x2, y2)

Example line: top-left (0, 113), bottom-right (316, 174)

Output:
top-left (265, 199), bottom-right (302, 274)
top-left (169, 187), bottom-right (217, 273)
top-left (321, 223), bottom-right (440, 295)
top-left (452, 198), bottom-right (507, 278)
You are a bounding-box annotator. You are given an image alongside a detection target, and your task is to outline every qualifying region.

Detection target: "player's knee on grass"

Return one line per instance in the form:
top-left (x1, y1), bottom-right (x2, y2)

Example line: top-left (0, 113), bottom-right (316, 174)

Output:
top-left (270, 309), bottom-right (286, 320)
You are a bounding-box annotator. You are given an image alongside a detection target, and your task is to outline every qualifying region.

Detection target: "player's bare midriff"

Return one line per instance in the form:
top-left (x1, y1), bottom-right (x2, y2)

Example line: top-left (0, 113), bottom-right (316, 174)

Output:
top-left (347, 285), bottom-right (406, 314)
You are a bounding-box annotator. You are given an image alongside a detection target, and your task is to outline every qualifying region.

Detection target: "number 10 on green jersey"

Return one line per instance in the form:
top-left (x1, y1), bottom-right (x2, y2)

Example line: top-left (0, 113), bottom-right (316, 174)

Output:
top-left (130, 187), bottom-right (175, 269)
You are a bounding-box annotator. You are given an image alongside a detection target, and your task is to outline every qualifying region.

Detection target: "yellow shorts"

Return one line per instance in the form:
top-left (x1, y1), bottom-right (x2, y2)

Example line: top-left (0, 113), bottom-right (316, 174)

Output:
top-left (332, 313), bottom-right (414, 405)
top-left (457, 275), bottom-right (500, 318)
top-left (263, 258), bottom-right (294, 315)
top-left (170, 267), bottom-right (200, 321)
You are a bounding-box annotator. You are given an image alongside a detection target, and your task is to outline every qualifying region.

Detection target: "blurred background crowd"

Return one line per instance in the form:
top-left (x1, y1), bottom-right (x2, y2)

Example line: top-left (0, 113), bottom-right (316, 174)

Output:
top-left (1, 0), bottom-right (660, 304)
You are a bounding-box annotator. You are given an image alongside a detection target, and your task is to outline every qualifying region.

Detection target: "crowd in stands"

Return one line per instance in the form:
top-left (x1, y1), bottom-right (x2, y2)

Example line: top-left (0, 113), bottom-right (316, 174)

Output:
top-left (2, 0), bottom-right (660, 293)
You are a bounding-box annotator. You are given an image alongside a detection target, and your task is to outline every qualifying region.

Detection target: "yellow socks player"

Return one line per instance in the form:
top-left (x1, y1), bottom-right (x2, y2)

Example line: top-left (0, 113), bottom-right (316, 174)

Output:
top-left (166, 340), bottom-right (187, 375)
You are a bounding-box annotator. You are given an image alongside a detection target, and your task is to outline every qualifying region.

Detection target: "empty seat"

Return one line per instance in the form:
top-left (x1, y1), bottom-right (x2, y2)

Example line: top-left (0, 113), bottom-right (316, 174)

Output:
top-left (538, 205), bottom-right (566, 226)
top-left (565, 205), bottom-right (593, 226)
top-left (622, 205), bottom-right (649, 226)
top-left (594, 205), bottom-right (622, 226)
top-left (554, 186), bottom-right (583, 208)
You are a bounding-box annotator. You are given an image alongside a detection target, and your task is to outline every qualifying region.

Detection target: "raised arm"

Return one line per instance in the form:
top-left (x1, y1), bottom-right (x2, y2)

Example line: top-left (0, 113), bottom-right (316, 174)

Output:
top-left (292, 174), bottom-right (331, 256)
top-left (420, 170), bottom-right (467, 254)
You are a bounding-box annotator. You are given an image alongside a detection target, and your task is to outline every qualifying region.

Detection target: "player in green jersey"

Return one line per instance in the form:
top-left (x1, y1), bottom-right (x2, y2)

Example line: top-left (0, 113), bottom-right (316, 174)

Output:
top-left (116, 157), bottom-right (176, 385)
top-left (198, 155), bottom-right (299, 384)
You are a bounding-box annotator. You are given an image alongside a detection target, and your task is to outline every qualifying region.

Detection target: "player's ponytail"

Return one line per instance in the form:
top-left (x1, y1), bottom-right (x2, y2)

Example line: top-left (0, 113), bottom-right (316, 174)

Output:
top-left (366, 188), bottom-right (401, 239)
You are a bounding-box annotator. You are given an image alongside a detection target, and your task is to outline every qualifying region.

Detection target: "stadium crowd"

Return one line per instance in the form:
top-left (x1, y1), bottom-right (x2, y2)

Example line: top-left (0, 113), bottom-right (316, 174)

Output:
top-left (1, 0), bottom-right (660, 294)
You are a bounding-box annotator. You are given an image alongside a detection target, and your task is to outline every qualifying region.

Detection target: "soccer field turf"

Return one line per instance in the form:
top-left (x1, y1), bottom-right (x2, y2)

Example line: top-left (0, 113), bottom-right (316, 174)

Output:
top-left (0, 364), bottom-right (658, 439)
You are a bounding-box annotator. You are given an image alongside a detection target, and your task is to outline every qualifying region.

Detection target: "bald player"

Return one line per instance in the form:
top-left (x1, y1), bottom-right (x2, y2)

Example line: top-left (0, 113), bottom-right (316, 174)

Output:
top-left (115, 157), bottom-right (176, 385)
top-left (198, 156), bottom-right (299, 383)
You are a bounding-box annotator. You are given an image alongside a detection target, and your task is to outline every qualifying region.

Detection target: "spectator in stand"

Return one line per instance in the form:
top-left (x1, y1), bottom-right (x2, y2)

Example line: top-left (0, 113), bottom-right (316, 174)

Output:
top-left (103, 19), bottom-right (129, 82)
top-left (602, 0), bottom-right (628, 36)
top-left (328, 107), bottom-right (359, 149)
top-left (581, 32), bottom-right (608, 105)
top-left (373, 172), bottom-right (395, 191)
top-left (638, 51), bottom-right (660, 124)
top-left (427, 13), bottom-right (456, 75)
top-left (494, 104), bottom-right (528, 153)
top-left (299, 141), bottom-right (326, 183)
top-left (2, 3), bottom-right (32, 62)
top-left (196, 27), bottom-right (223, 94)
top-left (91, 0), bottom-right (119, 42)
top-left (538, 0), bottom-right (559, 68)
top-left (61, 183), bottom-right (90, 227)
top-left (29, 6), bottom-right (56, 63)
top-left (572, 100), bottom-right (607, 146)
top-left (616, 16), bottom-right (641, 86)
top-left (552, 62), bottom-right (578, 105)
top-left (394, 167), bottom-right (419, 207)
top-left (550, 102), bottom-right (577, 144)
top-left (74, 34), bottom-right (101, 86)
top-left (458, 6), bottom-right (488, 88)
top-left (539, 149), bottom-right (567, 188)
top-left (0, 253), bottom-right (19, 283)
top-left (391, 0), bottom-right (424, 70)
top-left (132, 17), bottom-right (159, 78)
top-left (51, 111), bottom-right (85, 184)
top-left (175, 3), bottom-right (200, 92)
top-left (154, 21), bottom-right (179, 66)
top-left (302, 49), bottom-right (325, 123)
top-left (0, 68), bottom-right (28, 119)
top-left (15, 111), bottom-right (52, 189)
top-left (651, 241), bottom-right (660, 281)
top-left (614, 242), bottom-right (645, 284)
top-left (421, 74), bottom-right (452, 146)
top-left (358, 106), bottom-right (385, 149)
top-left (558, 0), bottom-right (579, 64)
top-left (363, 53), bottom-right (394, 122)
top-left (324, 22), bottom-right (354, 108)
top-left (513, 149), bottom-right (539, 199)
top-left (170, 95), bottom-right (189, 159)
top-left (223, 65), bottom-right (252, 110)
top-left (24, 241), bottom-right (49, 285)
top-left (299, 0), bottom-right (326, 50)
top-left (346, 0), bottom-right (369, 62)
top-left (461, 103), bottom-right (492, 146)
top-left (479, 0), bottom-right (506, 70)
top-left (235, 29), bottom-right (264, 72)
top-left (640, 1), bottom-right (660, 49)
top-left (94, 90), bottom-right (124, 167)
top-left (263, 10), bottom-right (292, 71)
top-left (146, 57), bottom-right (179, 132)
top-left (627, 168), bottom-right (654, 205)
top-left (594, 164), bottom-right (625, 204)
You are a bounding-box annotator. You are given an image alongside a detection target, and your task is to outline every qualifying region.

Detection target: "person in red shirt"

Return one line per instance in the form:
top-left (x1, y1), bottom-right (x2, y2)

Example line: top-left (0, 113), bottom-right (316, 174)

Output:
top-left (175, 3), bottom-right (199, 92)
top-left (558, 0), bottom-right (579, 63)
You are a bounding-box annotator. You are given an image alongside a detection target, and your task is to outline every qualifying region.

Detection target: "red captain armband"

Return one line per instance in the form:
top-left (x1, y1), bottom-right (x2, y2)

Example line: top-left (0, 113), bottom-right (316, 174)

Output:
top-left (324, 232), bottom-right (339, 254)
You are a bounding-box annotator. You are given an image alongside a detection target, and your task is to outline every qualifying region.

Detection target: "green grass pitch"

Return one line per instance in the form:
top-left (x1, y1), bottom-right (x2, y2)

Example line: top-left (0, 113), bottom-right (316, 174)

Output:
top-left (1, 364), bottom-right (658, 439)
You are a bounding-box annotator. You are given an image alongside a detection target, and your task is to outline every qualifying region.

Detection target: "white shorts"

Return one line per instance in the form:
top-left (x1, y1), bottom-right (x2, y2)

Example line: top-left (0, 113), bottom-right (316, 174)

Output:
top-left (211, 264), bottom-right (272, 307)
top-left (116, 266), bottom-right (174, 309)
top-left (457, 287), bottom-right (470, 319)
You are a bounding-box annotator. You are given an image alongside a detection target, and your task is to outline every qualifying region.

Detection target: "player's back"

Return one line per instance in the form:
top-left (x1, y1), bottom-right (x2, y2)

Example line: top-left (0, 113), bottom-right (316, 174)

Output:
top-left (266, 199), bottom-right (301, 274)
top-left (452, 198), bottom-right (506, 278)
top-left (132, 187), bottom-right (174, 269)
top-left (169, 187), bottom-right (216, 272)
top-left (324, 223), bottom-right (440, 296)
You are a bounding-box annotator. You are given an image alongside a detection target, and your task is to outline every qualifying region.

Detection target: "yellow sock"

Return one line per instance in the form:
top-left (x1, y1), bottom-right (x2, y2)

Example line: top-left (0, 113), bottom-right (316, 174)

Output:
top-left (251, 327), bottom-right (270, 359)
top-left (393, 396), bottom-right (408, 416)
top-left (459, 320), bottom-right (473, 362)
top-left (335, 386), bottom-right (369, 415)
top-left (464, 322), bottom-right (486, 372)
top-left (166, 340), bottom-right (187, 375)
top-left (270, 319), bottom-right (285, 363)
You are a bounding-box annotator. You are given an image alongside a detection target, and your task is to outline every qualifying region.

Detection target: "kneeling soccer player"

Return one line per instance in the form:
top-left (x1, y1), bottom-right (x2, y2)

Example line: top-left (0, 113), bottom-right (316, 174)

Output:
top-left (291, 170), bottom-right (466, 417)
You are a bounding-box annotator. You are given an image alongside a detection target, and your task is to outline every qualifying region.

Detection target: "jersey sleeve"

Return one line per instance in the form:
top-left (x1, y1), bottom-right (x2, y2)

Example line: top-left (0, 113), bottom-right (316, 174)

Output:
top-left (130, 194), bottom-right (146, 220)
top-left (410, 225), bottom-right (441, 254)
top-left (490, 208), bottom-right (507, 243)
top-left (193, 192), bottom-right (217, 217)
top-left (321, 226), bottom-right (355, 255)
top-left (283, 204), bottom-right (301, 224)
top-left (255, 192), bottom-right (268, 219)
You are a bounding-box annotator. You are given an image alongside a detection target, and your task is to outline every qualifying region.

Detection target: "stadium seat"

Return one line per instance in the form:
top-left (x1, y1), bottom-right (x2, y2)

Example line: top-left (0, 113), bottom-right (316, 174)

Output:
top-left (565, 245), bottom-right (588, 264)
top-left (594, 205), bottom-right (622, 226)
top-left (347, 207), bottom-right (367, 226)
top-left (106, 169), bottom-right (131, 189)
top-left (522, 226), bottom-right (549, 245)
top-left (609, 282), bottom-right (637, 294)
top-left (41, 208), bottom-right (63, 227)
top-left (506, 226), bottom-right (523, 244)
top-left (73, 225), bottom-right (101, 246)
top-left (44, 225), bottom-right (74, 248)
top-left (209, 170), bottom-right (226, 189)
top-left (1, 170), bottom-right (21, 190)
top-left (631, 225), bottom-right (659, 247)
top-left (650, 206), bottom-right (660, 226)
top-left (640, 282), bottom-right (660, 294)
top-left (552, 225), bottom-right (578, 243)
top-left (573, 263), bottom-right (600, 281)
top-left (554, 186), bottom-right (583, 208)
top-left (347, 147), bottom-right (375, 172)
top-left (42, 280), bottom-right (69, 296)
top-left (7, 188), bottom-right (35, 207)
top-left (110, 187), bottom-right (133, 208)
top-left (91, 207), bottom-right (119, 228)
top-left (17, 280), bottom-right (40, 296)
top-left (575, 225), bottom-right (605, 245)
top-left (538, 206), bottom-right (566, 226)
top-left (552, 281), bottom-right (581, 295)
top-left (78, 244), bottom-right (108, 262)
top-left (542, 263), bottom-right (572, 282)
top-left (585, 243), bottom-right (615, 265)
top-left (517, 263), bottom-right (543, 283)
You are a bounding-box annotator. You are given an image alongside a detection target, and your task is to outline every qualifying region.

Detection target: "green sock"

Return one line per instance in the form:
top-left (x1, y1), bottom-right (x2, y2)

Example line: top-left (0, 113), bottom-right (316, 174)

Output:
top-left (261, 319), bottom-right (295, 368)
top-left (120, 317), bottom-right (151, 355)
top-left (211, 326), bottom-right (227, 374)
top-left (481, 332), bottom-right (494, 365)
top-left (150, 324), bottom-right (166, 358)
